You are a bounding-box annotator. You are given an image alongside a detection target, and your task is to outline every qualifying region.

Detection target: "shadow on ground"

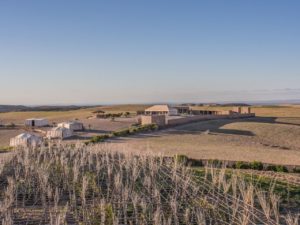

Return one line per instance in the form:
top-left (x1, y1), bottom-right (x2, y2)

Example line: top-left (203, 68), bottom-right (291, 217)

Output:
top-left (108, 116), bottom-right (300, 143)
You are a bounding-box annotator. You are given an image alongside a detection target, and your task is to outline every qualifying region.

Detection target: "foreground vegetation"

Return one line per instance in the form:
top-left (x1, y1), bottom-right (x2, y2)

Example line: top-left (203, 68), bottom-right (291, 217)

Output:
top-left (0, 144), bottom-right (299, 224)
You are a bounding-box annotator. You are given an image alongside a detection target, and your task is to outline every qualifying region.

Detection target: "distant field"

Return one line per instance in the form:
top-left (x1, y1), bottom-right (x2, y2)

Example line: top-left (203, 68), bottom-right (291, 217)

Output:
top-left (1, 104), bottom-right (300, 166)
top-left (111, 116), bottom-right (300, 165)
top-left (1, 104), bottom-right (300, 125)
top-left (0, 104), bottom-right (149, 124)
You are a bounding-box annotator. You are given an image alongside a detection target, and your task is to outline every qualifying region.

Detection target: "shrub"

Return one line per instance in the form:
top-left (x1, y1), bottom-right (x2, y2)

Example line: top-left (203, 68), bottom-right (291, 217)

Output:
top-left (174, 154), bottom-right (189, 164)
top-left (293, 167), bottom-right (300, 173)
top-left (266, 165), bottom-right (289, 172)
top-left (112, 129), bottom-right (130, 137)
top-left (266, 165), bottom-right (277, 172)
top-left (190, 159), bottom-right (203, 167)
top-left (275, 165), bottom-right (288, 173)
top-left (250, 161), bottom-right (264, 170)
top-left (90, 134), bottom-right (110, 143)
top-left (208, 159), bottom-right (222, 167)
top-left (234, 161), bottom-right (250, 169)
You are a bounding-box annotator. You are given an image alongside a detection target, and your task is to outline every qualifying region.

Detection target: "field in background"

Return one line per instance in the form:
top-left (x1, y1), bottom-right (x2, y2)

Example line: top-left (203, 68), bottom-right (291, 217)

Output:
top-left (1, 104), bottom-right (300, 124)
top-left (0, 104), bottom-right (149, 124)
top-left (1, 104), bottom-right (300, 166)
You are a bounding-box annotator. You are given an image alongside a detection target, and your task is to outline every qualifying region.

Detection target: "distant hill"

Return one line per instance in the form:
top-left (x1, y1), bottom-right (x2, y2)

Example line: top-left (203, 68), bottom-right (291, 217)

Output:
top-left (0, 105), bottom-right (98, 113)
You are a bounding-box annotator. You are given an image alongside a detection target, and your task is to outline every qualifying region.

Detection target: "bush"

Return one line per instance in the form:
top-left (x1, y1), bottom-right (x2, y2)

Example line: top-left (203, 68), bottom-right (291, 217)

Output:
top-left (267, 165), bottom-right (289, 172)
top-left (112, 129), bottom-right (131, 137)
top-left (275, 165), bottom-right (288, 173)
top-left (250, 161), bottom-right (264, 170)
top-left (266, 165), bottom-right (277, 171)
top-left (234, 161), bottom-right (250, 169)
top-left (90, 134), bottom-right (110, 143)
top-left (293, 167), bottom-right (300, 173)
top-left (174, 154), bottom-right (189, 164)
top-left (208, 159), bottom-right (222, 167)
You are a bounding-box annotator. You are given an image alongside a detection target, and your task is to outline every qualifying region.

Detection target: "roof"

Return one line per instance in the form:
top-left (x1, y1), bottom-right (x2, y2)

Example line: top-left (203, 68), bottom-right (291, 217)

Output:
top-left (51, 126), bottom-right (71, 131)
top-left (26, 118), bottom-right (47, 121)
top-left (58, 121), bottom-right (82, 125)
top-left (15, 133), bottom-right (40, 139)
top-left (145, 105), bottom-right (171, 112)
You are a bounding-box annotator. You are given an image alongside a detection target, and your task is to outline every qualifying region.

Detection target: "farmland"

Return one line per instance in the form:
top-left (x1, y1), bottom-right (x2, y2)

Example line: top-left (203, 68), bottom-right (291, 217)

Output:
top-left (0, 144), bottom-right (299, 224)
top-left (1, 104), bottom-right (300, 166)
top-left (114, 116), bottom-right (300, 165)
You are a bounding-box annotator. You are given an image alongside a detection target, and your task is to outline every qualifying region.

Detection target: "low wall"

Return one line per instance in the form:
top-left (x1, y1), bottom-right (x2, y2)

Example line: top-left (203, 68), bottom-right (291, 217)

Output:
top-left (166, 113), bottom-right (255, 126)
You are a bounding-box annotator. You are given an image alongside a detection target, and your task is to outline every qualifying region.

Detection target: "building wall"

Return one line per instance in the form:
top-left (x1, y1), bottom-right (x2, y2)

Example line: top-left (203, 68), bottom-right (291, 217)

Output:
top-left (141, 115), bottom-right (166, 126)
top-left (25, 119), bottom-right (48, 127)
top-left (58, 122), bottom-right (83, 131)
top-left (232, 107), bottom-right (242, 114)
top-left (47, 129), bottom-right (73, 139)
top-left (241, 107), bottom-right (251, 114)
top-left (10, 137), bottom-right (41, 147)
top-left (166, 113), bottom-right (255, 126)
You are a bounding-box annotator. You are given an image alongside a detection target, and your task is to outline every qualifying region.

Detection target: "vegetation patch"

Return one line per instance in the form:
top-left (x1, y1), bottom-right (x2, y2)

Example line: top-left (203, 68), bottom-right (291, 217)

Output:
top-left (86, 124), bottom-right (158, 144)
top-left (0, 145), bottom-right (298, 224)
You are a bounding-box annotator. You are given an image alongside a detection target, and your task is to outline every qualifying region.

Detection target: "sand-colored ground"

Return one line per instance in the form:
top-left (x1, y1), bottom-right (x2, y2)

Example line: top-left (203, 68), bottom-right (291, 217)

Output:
top-left (0, 104), bottom-right (148, 125)
top-left (0, 128), bottom-right (27, 147)
top-left (109, 117), bottom-right (300, 165)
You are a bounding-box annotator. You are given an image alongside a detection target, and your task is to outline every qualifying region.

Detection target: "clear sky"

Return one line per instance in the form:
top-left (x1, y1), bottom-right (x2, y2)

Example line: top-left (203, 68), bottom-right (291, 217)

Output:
top-left (0, 1), bottom-right (300, 105)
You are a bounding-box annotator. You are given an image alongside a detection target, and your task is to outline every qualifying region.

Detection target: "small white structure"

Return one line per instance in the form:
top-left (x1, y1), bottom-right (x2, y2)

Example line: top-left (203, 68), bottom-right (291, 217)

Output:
top-left (25, 118), bottom-right (48, 127)
top-left (57, 121), bottom-right (83, 131)
top-left (47, 127), bottom-right (73, 139)
top-left (10, 133), bottom-right (42, 147)
top-left (145, 105), bottom-right (178, 116)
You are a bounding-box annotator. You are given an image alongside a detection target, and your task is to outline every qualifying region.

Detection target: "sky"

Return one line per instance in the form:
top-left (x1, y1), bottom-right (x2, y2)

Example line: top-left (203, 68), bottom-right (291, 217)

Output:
top-left (0, 0), bottom-right (300, 105)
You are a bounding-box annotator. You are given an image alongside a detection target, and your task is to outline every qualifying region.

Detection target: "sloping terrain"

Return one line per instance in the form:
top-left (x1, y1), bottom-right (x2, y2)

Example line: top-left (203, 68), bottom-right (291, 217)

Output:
top-left (113, 117), bottom-right (300, 165)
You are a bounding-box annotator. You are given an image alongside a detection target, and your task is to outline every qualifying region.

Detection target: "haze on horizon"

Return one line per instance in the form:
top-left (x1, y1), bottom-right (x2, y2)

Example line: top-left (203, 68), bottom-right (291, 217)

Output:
top-left (0, 1), bottom-right (300, 105)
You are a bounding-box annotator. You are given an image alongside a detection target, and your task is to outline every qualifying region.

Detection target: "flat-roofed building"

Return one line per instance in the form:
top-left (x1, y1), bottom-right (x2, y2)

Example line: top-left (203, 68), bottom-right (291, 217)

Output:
top-left (145, 105), bottom-right (178, 116)
top-left (25, 118), bottom-right (48, 127)
top-left (47, 127), bottom-right (73, 139)
top-left (10, 133), bottom-right (42, 147)
top-left (57, 121), bottom-right (83, 131)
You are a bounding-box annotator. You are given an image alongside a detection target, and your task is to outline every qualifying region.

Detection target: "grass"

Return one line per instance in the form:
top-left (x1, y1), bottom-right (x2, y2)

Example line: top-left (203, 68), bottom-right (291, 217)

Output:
top-left (193, 167), bottom-right (300, 214)
top-left (1, 144), bottom-right (298, 224)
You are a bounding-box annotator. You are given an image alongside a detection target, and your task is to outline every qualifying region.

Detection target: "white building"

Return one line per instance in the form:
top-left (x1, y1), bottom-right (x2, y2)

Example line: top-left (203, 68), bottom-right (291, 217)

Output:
top-left (144, 105), bottom-right (178, 116)
top-left (47, 127), bottom-right (73, 139)
top-left (25, 118), bottom-right (48, 127)
top-left (57, 121), bottom-right (83, 131)
top-left (10, 133), bottom-right (42, 147)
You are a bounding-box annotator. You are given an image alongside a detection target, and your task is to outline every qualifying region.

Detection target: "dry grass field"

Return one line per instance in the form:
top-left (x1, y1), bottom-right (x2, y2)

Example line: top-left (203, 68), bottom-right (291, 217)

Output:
top-left (0, 104), bottom-right (148, 125)
top-left (1, 104), bottom-right (300, 166)
top-left (110, 113), bottom-right (300, 166)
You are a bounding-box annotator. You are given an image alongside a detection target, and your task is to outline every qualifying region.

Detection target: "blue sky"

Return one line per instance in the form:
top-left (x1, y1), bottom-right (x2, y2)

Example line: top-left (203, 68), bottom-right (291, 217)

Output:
top-left (0, 1), bottom-right (300, 105)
